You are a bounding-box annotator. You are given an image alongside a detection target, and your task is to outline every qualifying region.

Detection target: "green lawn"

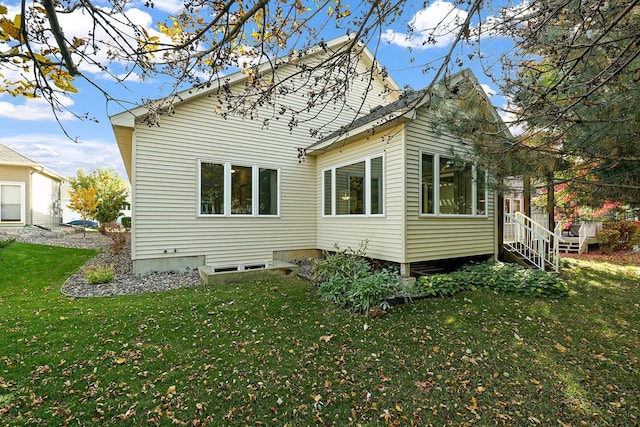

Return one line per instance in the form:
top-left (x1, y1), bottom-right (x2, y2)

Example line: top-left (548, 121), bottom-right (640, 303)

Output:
top-left (1, 241), bottom-right (639, 426)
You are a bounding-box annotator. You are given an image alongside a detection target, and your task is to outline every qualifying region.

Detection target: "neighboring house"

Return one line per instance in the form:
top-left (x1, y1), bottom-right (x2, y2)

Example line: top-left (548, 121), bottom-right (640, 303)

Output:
top-left (0, 143), bottom-right (65, 228)
top-left (61, 180), bottom-right (132, 225)
top-left (110, 36), bottom-right (506, 278)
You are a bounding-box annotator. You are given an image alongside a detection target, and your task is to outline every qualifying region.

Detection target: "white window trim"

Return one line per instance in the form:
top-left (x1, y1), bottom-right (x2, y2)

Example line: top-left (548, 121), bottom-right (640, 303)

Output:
top-left (197, 160), bottom-right (280, 218)
top-left (0, 181), bottom-right (26, 224)
top-left (419, 151), bottom-right (488, 218)
top-left (321, 153), bottom-right (385, 218)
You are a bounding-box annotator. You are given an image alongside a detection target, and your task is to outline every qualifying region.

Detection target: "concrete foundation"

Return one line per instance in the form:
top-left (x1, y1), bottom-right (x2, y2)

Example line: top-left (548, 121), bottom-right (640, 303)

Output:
top-left (133, 255), bottom-right (206, 275)
top-left (199, 260), bottom-right (300, 285)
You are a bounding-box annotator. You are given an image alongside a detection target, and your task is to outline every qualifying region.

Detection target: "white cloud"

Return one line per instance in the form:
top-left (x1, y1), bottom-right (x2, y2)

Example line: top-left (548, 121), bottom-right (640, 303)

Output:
top-left (146, 0), bottom-right (185, 14)
top-left (4, 135), bottom-right (126, 179)
top-left (0, 96), bottom-right (76, 121)
top-left (381, 0), bottom-right (468, 49)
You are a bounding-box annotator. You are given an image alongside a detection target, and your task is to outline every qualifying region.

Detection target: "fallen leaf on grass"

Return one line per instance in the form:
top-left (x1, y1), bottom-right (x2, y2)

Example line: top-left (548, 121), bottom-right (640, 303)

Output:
top-left (554, 343), bottom-right (568, 353)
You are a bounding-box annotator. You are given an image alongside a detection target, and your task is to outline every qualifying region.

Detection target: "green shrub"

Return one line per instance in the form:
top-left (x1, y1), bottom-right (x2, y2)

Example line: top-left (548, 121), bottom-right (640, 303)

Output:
top-left (416, 262), bottom-right (568, 299)
top-left (416, 274), bottom-right (463, 296)
top-left (597, 221), bottom-right (640, 254)
top-left (597, 228), bottom-right (621, 254)
top-left (312, 241), bottom-right (371, 284)
top-left (347, 268), bottom-right (399, 313)
top-left (121, 216), bottom-right (131, 230)
top-left (314, 241), bottom-right (399, 314)
top-left (83, 263), bottom-right (115, 284)
top-left (318, 274), bottom-right (352, 306)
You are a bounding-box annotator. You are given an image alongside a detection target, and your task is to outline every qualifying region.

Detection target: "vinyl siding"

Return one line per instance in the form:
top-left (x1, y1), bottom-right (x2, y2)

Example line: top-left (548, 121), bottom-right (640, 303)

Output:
top-left (31, 172), bottom-right (60, 228)
top-left (404, 105), bottom-right (496, 262)
top-left (315, 131), bottom-right (406, 263)
top-left (0, 166), bottom-right (29, 226)
top-left (130, 53), bottom-right (396, 267)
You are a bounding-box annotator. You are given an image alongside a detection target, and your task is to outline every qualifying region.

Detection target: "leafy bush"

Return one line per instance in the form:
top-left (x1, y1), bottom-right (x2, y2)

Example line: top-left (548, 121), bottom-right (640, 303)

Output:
top-left (597, 221), bottom-right (640, 254)
top-left (597, 228), bottom-right (621, 254)
top-left (318, 274), bottom-right (352, 306)
top-left (312, 241), bottom-right (371, 285)
top-left (314, 241), bottom-right (399, 314)
top-left (417, 274), bottom-right (463, 297)
top-left (347, 268), bottom-right (399, 313)
top-left (99, 222), bottom-right (128, 255)
top-left (83, 264), bottom-right (115, 284)
top-left (416, 262), bottom-right (568, 299)
top-left (121, 216), bottom-right (131, 230)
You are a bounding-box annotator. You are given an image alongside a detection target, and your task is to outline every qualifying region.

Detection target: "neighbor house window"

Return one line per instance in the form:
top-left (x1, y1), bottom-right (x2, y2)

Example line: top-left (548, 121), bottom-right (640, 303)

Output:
top-left (199, 161), bottom-right (279, 217)
top-left (322, 154), bottom-right (384, 216)
top-left (420, 153), bottom-right (487, 216)
top-left (0, 182), bottom-right (25, 222)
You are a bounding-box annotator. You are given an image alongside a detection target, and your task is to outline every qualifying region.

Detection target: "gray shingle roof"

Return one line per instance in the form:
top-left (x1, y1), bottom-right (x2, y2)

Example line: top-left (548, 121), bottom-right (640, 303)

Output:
top-left (0, 143), bottom-right (39, 166)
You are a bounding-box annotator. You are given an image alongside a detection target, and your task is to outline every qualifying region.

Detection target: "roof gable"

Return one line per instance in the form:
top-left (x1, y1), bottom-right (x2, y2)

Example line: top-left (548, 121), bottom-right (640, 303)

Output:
top-left (305, 68), bottom-right (511, 154)
top-left (110, 35), bottom-right (401, 128)
top-left (0, 143), bottom-right (66, 181)
top-left (0, 143), bottom-right (39, 166)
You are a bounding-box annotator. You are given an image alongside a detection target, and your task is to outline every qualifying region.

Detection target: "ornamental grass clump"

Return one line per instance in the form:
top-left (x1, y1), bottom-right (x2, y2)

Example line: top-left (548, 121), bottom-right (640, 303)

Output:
top-left (83, 263), bottom-right (115, 284)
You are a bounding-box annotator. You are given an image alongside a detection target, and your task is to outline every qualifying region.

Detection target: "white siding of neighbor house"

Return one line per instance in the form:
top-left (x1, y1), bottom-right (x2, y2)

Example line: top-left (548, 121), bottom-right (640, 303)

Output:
top-left (404, 106), bottom-right (497, 262)
top-left (315, 131), bottom-right (406, 263)
top-left (31, 172), bottom-right (60, 228)
top-left (127, 53), bottom-right (397, 269)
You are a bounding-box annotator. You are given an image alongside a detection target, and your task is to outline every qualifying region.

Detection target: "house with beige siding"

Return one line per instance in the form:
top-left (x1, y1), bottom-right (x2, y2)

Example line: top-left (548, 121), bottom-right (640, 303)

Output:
top-left (111, 36), bottom-right (505, 278)
top-left (0, 144), bottom-right (65, 228)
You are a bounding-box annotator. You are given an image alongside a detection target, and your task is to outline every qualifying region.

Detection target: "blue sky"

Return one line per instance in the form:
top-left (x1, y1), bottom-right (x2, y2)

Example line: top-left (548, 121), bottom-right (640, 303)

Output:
top-left (0, 0), bottom-right (513, 179)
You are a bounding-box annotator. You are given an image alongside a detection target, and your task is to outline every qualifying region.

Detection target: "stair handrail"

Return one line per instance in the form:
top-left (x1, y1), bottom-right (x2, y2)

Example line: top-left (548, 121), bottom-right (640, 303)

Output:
top-left (578, 222), bottom-right (587, 254)
top-left (505, 212), bottom-right (560, 272)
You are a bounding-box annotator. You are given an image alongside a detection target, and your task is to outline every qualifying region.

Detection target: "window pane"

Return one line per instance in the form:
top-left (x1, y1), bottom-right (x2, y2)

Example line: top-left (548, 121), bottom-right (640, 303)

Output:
top-left (1, 185), bottom-right (21, 221)
top-left (231, 165), bottom-right (252, 215)
top-left (200, 163), bottom-right (224, 214)
top-left (259, 168), bottom-right (278, 215)
top-left (370, 156), bottom-right (383, 215)
top-left (440, 157), bottom-right (472, 215)
top-left (476, 168), bottom-right (486, 215)
top-left (336, 161), bottom-right (365, 215)
top-left (421, 154), bottom-right (434, 214)
top-left (323, 170), bottom-right (332, 215)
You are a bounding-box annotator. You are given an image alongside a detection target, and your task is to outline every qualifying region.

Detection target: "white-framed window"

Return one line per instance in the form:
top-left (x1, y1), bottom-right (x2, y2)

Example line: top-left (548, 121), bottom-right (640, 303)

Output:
top-left (420, 152), bottom-right (487, 217)
top-left (0, 182), bottom-right (25, 223)
top-left (198, 161), bottom-right (280, 217)
top-left (322, 154), bottom-right (384, 216)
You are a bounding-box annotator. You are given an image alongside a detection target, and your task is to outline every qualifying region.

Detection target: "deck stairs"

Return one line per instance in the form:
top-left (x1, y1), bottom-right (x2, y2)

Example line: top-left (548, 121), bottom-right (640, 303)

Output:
top-left (504, 212), bottom-right (560, 272)
top-left (556, 220), bottom-right (602, 254)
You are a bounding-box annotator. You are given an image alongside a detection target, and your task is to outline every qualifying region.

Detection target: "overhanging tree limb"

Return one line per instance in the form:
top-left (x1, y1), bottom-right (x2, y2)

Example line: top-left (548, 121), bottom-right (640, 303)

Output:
top-left (42, 0), bottom-right (80, 76)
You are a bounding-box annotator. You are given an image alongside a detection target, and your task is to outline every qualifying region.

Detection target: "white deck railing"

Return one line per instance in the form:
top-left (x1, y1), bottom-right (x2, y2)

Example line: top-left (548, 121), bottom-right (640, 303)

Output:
top-left (504, 212), bottom-right (560, 272)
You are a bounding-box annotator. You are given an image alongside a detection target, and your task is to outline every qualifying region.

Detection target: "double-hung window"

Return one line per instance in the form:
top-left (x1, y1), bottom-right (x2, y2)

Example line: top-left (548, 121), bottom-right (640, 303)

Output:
top-left (420, 152), bottom-right (487, 216)
top-left (0, 182), bottom-right (25, 223)
top-left (199, 161), bottom-right (279, 217)
top-left (323, 154), bottom-right (384, 216)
